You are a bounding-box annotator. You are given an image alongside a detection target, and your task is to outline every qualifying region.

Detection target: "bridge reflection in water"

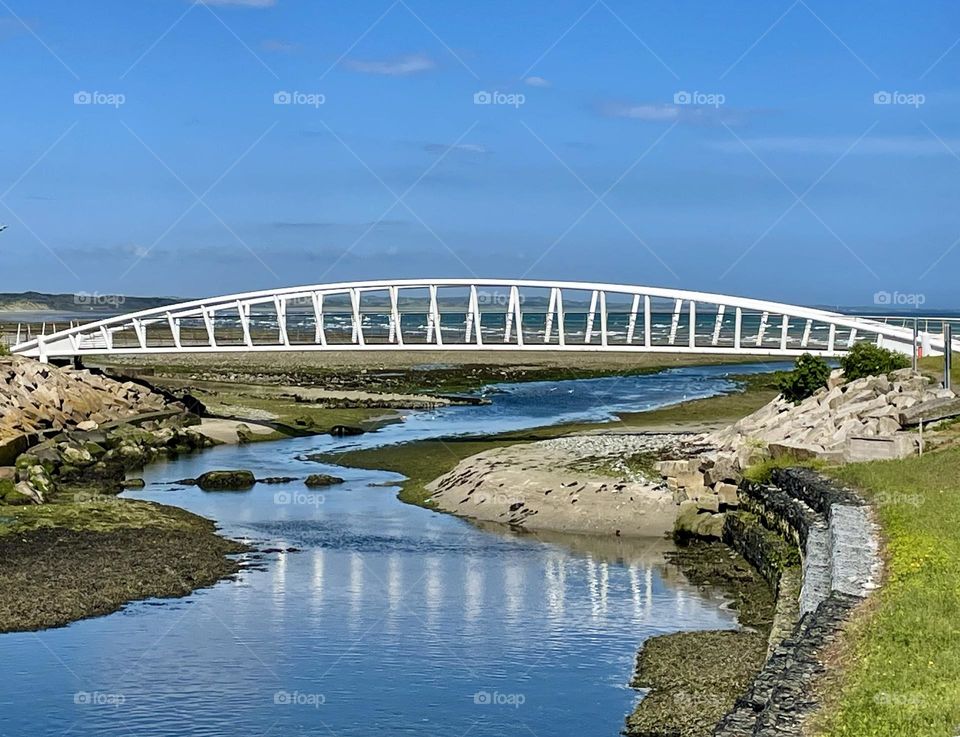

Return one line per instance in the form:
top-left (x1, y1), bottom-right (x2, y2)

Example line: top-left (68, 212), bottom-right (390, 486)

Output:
top-left (263, 528), bottom-right (715, 634)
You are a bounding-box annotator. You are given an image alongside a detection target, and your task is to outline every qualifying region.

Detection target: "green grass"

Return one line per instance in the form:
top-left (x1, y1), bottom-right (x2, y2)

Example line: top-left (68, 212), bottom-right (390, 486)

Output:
top-left (817, 446), bottom-right (960, 737)
top-left (742, 455), bottom-right (826, 484)
top-left (918, 353), bottom-right (959, 387)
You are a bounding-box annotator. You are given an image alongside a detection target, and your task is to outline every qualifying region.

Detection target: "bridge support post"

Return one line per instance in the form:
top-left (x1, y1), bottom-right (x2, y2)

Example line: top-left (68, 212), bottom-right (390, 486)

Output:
top-left (945, 324), bottom-right (953, 391)
top-left (912, 318), bottom-right (919, 371)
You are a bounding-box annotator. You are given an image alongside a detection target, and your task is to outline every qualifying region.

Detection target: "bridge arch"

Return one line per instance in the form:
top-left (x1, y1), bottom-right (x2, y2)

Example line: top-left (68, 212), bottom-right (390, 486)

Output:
top-left (10, 279), bottom-right (956, 361)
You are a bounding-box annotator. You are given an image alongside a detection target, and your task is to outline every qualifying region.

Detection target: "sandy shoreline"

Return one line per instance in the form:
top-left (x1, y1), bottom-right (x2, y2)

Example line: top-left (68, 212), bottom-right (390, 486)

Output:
top-left (427, 433), bottom-right (695, 537)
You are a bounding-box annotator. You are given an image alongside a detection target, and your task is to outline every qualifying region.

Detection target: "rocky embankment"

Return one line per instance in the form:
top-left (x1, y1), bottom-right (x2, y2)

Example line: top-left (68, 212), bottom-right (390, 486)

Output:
top-left (0, 356), bottom-right (251, 633)
top-left (1, 356), bottom-right (169, 442)
top-left (709, 368), bottom-right (957, 463)
top-left (0, 356), bottom-right (215, 505)
top-left (661, 369), bottom-right (959, 538)
top-left (427, 434), bottom-right (703, 537)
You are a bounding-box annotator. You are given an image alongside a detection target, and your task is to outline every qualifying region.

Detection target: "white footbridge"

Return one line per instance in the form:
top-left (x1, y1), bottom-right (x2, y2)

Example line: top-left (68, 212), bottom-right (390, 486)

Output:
top-left (10, 279), bottom-right (958, 362)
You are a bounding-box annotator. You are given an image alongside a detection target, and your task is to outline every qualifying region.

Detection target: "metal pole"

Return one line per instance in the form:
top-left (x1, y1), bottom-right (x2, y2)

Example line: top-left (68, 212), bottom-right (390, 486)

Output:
top-left (912, 317), bottom-right (918, 371)
top-left (945, 324), bottom-right (953, 391)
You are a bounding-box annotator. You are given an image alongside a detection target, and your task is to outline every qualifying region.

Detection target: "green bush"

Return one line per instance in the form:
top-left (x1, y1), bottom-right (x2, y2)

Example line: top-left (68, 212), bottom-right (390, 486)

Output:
top-left (778, 353), bottom-right (831, 403)
top-left (840, 342), bottom-right (910, 381)
top-left (0, 343), bottom-right (9, 356)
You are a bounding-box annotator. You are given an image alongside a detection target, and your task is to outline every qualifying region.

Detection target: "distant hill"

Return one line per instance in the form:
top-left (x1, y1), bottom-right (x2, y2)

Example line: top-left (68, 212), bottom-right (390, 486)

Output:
top-left (0, 291), bottom-right (184, 313)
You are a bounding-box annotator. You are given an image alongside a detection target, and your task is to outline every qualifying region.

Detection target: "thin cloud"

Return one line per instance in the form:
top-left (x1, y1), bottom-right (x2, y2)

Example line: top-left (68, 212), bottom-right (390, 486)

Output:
top-left (708, 136), bottom-right (960, 156)
top-left (524, 76), bottom-right (551, 88)
top-left (343, 53), bottom-right (435, 76)
top-left (601, 102), bottom-right (680, 121)
top-left (598, 101), bottom-right (751, 126)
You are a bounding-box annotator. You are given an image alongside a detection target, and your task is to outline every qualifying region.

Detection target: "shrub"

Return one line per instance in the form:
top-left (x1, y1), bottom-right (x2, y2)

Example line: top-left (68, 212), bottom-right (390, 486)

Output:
top-left (0, 342), bottom-right (9, 356)
top-left (778, 353), bottom-right (831, 404)
top-left (840, 342), bottom-right (910, 381)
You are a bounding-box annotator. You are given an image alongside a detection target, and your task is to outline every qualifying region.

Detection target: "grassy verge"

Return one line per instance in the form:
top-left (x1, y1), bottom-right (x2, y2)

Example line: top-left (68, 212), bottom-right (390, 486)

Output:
top-left (815, 446), bottom-right (960, 736)
top-left (317, 371), bottom-right (783, 507)
top-left (918, 352), bottom-right (959, 387)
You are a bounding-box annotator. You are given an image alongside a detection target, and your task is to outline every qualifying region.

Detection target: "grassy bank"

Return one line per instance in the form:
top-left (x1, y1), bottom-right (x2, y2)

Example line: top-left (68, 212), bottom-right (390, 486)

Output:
top-left (918, 352), bottom-right (959, 388)
top-left (815, 446), bottom-right (960, 736)
top-left (318, 371), bottom-right (782, 507)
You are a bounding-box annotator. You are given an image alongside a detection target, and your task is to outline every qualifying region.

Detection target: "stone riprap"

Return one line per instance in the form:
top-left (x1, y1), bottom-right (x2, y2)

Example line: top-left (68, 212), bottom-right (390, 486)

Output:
top-left (707, 368), bottom-right (955, 464)
top-left (0, 357), bottom-right (209, 505)
top-left (0, 357), bottom-right (169, 442)
top-left (662, 369), bottom-right (957, 537)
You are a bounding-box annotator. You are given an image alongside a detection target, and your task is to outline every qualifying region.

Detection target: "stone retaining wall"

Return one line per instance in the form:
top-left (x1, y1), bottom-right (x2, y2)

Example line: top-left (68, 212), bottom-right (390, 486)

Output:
top-left (713, 468), bottom-right (881, 736)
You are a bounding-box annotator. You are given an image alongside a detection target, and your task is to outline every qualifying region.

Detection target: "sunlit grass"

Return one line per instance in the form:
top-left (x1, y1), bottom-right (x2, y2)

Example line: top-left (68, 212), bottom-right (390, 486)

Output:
top-left (819, 447), bottom-right (960, 737)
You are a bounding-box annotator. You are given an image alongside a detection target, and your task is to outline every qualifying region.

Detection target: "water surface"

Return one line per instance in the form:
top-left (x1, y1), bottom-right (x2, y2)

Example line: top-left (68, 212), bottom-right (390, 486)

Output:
top-left (0, 363), bottom-right (783, 736)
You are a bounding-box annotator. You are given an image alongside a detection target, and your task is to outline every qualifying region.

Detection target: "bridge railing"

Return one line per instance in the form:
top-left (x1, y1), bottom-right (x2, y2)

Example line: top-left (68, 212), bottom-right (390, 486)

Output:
top-left (7, 280), bottom-right (960, 361)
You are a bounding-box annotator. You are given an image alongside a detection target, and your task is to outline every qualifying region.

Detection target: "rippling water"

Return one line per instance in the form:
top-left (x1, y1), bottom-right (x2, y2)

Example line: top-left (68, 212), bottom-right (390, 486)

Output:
top-left (0, 363), bottom-right (784, 736)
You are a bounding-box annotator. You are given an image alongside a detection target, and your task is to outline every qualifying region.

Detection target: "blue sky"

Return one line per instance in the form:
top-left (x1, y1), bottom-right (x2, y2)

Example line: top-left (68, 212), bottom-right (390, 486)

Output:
top-left (1, 0), bottom-right (959, 307)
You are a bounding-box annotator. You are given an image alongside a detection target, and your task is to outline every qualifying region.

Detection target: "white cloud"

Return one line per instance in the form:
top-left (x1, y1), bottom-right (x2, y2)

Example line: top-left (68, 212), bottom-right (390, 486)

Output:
top-left (343, 53), bottom-right (435, 76)
top-left (708, 136), bottom-right (960, 156)
top-left (600, 102), bottom-right (681, 121)
top-left (598, 100), bottom-right (751, 126)
top-left (524, 76), bottom-right (551, 88)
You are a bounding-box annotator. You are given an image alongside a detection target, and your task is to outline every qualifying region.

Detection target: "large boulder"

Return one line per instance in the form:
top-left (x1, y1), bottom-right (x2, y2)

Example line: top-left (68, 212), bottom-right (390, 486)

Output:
top-left (305, 473), bottom-right (345, 488)
top-left (197, 470), bottom-right (256, 491)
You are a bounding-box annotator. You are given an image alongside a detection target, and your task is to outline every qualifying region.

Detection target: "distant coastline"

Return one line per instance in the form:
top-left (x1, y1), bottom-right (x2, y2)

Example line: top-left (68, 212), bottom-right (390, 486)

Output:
top-left (0, 292), bottom-right (183, 315)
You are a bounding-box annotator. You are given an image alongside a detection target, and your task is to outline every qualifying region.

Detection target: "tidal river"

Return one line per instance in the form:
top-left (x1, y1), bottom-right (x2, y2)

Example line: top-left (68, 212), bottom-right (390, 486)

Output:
top-left (1, 363), bottom-right (782, 736)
